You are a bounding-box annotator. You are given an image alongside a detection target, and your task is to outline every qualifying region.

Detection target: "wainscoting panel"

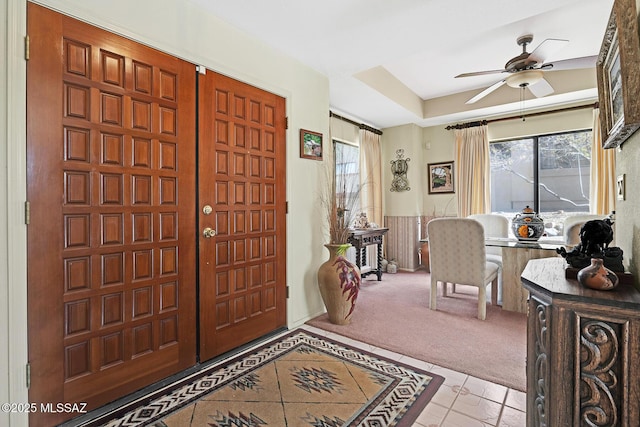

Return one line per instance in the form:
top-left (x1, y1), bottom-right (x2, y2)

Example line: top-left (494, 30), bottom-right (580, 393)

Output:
top-left (384, 216), bottom-right (432, 271)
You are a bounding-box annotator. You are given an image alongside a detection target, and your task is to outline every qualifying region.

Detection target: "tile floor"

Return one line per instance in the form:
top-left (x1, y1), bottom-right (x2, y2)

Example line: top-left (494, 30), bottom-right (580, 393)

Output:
top-left (299, 324), bottom-right (527, 427)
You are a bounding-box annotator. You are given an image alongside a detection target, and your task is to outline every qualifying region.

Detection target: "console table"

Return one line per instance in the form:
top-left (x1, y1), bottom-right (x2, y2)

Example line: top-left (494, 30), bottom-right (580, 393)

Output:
top-left (348, 228), bottom-right (388, 280)
top-left (521, 257), bottom-right (640, 427)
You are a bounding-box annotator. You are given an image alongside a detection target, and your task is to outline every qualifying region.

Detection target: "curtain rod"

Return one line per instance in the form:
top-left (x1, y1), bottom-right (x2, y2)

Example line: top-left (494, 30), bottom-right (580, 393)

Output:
top-left (445, 102), bottom-right (598, 130)
top-left (330, 111), bottom-right (383, 135)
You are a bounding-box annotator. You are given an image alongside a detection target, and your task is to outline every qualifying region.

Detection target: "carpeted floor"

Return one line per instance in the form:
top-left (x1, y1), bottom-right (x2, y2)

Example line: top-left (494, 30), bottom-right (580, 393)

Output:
top-left (99, 330), bottom-right (444, 427)
top-left (307, 270), bottom-right (527, 391)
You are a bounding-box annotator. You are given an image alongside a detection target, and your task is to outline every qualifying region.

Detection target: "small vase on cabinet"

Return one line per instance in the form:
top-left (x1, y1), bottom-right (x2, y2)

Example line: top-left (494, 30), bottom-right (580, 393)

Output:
top-left (577, 257), bottom-right (619, 291)
top-left (317, 244), bottom-right (361, 325)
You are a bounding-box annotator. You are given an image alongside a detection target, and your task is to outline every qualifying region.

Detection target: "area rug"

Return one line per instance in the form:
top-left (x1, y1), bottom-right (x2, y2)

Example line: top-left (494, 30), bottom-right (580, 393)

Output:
top-left (307, 271), bottom-right (527, 391)
top-left (100, 330), bottom-right (443, 427)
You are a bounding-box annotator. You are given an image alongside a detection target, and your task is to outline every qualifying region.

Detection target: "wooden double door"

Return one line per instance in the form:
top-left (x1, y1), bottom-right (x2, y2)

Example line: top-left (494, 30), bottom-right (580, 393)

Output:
top-left (26, 4), bottom-right (286, 426)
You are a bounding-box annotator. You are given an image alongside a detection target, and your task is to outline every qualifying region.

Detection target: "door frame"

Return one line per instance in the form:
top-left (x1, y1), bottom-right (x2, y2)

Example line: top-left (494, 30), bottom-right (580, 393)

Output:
top-left (2, 1), bottom-right (29, 425)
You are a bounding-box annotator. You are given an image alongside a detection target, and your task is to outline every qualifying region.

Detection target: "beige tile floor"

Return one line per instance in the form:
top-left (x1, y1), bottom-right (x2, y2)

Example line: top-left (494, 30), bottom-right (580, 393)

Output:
top-left (300, 324), bottom-right (527, 427)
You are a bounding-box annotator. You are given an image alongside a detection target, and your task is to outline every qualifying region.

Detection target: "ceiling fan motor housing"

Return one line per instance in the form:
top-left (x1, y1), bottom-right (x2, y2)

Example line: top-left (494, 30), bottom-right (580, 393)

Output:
top-left (505, 34), bottom-right (537, 72)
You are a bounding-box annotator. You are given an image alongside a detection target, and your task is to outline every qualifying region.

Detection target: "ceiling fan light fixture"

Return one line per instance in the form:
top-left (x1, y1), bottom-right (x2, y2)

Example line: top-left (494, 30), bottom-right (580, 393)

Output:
top-left (506, 69), bottom-right (544, 88)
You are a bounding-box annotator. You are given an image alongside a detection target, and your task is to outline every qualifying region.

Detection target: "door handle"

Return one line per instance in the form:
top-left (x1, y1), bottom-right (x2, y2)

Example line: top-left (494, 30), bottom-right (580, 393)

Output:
top-left (202, 227), bottom-right (216, 238)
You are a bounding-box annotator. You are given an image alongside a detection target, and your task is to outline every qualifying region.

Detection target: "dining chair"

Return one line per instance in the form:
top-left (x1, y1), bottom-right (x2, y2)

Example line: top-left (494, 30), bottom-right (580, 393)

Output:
top-left (468, 213), bottom-right (509, 303)
top-left (427, 218), bottom-right (499, 320)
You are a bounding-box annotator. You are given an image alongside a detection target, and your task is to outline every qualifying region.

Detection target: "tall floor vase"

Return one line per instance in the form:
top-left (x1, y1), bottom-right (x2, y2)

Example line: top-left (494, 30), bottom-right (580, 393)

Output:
top-left (317, 244), bottom-right (361, 325)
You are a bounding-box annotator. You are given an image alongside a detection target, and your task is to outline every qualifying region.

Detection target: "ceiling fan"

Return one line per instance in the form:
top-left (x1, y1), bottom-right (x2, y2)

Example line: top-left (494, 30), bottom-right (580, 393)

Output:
top-left (456, 34), bottom-right (597, 104)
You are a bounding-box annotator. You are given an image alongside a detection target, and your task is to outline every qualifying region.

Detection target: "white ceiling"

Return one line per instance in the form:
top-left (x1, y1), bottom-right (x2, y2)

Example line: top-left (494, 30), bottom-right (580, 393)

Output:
top-left (188, 0), bottom-right (614, 129)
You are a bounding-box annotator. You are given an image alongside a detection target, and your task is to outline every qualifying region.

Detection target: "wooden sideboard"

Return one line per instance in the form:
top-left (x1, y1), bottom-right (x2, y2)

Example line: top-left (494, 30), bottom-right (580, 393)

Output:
top-left (521, 257), bottom-right (640, 427)
top-left (347, 228), bottom-right (388, 280)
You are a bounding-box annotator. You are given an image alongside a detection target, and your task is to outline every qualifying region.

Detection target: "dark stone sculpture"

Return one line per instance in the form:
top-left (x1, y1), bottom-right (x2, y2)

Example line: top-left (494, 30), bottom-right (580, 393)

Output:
top-left (556, 219), bottom-right (624, 272)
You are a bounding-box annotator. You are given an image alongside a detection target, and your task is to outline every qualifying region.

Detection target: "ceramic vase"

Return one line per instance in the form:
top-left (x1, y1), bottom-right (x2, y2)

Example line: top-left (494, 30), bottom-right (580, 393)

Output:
top-left (317, 244), bottom-right (361, 325)
top-left (511, 205), bottom-right (545, 241)
top-left (577, 257), bottom-right (619, 291)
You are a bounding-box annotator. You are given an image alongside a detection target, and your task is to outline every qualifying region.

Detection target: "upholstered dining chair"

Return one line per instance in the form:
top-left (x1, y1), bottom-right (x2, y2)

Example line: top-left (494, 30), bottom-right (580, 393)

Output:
top-left (427, 218), bottom-right (499, 320)
top-left (468, 213), bottom-right (509, 303)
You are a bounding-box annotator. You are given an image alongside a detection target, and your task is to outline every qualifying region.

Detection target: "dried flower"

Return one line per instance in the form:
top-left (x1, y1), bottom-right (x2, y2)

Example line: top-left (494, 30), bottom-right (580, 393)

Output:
top-left (320, 145), bottom-right (364, 244)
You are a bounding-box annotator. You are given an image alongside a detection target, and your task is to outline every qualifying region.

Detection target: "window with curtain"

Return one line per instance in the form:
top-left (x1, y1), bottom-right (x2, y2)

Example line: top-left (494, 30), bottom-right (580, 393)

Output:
top-left (334, 140), bottom-right (361, 219)
top-left (489, 129), bottom-right (592, 236)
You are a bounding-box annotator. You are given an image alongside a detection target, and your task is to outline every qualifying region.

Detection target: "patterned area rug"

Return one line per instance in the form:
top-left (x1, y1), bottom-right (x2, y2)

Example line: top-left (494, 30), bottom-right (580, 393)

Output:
top-left (102, 330), bottom-right (443, 427)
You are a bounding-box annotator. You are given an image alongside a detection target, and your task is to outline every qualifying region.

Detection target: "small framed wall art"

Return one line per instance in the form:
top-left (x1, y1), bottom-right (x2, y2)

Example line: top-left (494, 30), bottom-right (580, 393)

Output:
top-left (300, 129), bottom-right (323, 160)
top-left (428, 161), bottom-right (455, 194)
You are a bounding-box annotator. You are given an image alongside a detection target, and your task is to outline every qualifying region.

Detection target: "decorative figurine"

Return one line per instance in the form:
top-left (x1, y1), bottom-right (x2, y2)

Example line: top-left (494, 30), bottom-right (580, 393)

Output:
top-left (353, 212), bottom-right (370, 229)
top-left (556, 218), bottom-right (624, 272)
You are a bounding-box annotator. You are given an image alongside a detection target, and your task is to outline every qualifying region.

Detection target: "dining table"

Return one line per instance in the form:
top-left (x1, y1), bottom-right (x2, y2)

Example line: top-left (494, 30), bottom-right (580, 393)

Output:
top-left (421, 236), bottom-right (566, 313)
top-left (484, 237), bottom-right (565, 313)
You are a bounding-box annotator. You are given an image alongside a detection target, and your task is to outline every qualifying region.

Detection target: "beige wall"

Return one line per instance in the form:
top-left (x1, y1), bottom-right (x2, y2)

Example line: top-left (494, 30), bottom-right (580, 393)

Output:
top-left (614, 133), bottom-right (640, 283)
top-left (382, 123), bottom-right (425, 216)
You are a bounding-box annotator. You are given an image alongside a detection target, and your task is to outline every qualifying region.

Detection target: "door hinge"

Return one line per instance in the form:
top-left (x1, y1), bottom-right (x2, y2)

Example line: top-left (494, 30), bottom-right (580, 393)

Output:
top-left (26, 363), bottom-right (31, 389)
top-left (285, 201), bottom-right (288, 214)
top-left (25, 201), bottom-right (30, 225)
top-left (25, 35), bottom-right (30, 61)
top-left (285, 116), bottom-right (289, 130)
top-left (286, 286), bottom-right (290, 299)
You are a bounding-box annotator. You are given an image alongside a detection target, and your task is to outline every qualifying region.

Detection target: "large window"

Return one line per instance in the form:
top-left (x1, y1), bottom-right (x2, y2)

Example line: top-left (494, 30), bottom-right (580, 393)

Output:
top-left (490, 129), bottom-right (591, 235)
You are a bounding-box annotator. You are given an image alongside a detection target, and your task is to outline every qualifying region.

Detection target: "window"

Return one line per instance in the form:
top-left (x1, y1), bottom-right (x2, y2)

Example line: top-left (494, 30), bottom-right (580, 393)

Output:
top-left (490, 129), bottom-right (592, 235)
top-left (334, 140), bottom-right (361, 217)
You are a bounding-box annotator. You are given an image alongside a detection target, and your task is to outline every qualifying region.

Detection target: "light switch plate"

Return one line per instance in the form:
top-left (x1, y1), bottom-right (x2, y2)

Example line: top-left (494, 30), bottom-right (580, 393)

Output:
top-left (616, 174), bottom-right (626, 200)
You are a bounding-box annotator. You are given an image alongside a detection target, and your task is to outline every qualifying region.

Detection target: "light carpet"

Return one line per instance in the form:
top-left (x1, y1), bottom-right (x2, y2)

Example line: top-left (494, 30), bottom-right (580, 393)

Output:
top-left (307, 271), bottom-right (527, 391)
top-left (100, 330), bottom-right (444, 427)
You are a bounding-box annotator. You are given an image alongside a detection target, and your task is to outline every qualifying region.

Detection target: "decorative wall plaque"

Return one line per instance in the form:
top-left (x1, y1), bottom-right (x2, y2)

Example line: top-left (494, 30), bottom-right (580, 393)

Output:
top-left (390, 149), bottom-right (410, 192)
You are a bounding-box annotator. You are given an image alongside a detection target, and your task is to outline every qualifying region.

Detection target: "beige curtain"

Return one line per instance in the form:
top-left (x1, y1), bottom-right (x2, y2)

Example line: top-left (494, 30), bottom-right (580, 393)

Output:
top-left (359, 129), bottom-right (383, 227)
top-left (589, 108), bottom-right (616, 215)
top-left (454, 125), bottom-right (490, 217)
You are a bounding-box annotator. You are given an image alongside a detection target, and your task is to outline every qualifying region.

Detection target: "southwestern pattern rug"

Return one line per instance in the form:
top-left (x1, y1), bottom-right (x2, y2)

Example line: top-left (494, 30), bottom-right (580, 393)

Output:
top-left (101, 330), bottom-right (443, 427)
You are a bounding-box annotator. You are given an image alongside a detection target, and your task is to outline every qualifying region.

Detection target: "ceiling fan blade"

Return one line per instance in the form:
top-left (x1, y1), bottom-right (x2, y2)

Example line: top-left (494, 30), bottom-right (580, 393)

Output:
top-left (528, 38), bottom-right (569, 64)
top-left (466, 79), bottom-right (506, 104)
top-left (528, 77), bottom-right (554, 98)
top-left (541, 55), bottom-right (597, 71)
top-left (455, 69), bottom-right (505, 78)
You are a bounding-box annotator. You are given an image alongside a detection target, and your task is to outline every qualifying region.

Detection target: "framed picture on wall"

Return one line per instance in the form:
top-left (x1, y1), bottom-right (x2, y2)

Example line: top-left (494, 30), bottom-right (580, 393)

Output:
top-left (597, 0), bottom-right (640, 148)
top-left (428, 161), bottom-right (455, 194)
top-left (300, 129), bottom-right (323, 160)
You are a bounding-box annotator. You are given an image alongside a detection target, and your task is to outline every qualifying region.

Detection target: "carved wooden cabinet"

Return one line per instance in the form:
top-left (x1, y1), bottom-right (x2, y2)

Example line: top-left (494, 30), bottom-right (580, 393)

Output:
top-left (521, 258), bottom-right (640, 427)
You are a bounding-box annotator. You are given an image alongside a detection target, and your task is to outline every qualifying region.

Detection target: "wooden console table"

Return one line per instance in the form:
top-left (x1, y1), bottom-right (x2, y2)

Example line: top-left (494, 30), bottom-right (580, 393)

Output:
top-left (521, 257), bottom-right (640, 427)
top-left (348, 228), bottom-right (388, 280)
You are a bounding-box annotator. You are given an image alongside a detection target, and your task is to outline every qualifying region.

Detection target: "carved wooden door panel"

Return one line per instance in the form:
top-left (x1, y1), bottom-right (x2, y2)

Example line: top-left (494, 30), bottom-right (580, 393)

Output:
top-left (26, 4), bottom-right (196, 425)
top-left (198, 71), bottom-right (287, 361)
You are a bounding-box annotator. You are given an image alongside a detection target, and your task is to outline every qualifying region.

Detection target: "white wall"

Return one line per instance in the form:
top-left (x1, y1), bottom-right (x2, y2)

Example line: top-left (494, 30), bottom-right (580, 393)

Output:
top-left (1, 2), bottom-right (331, 425)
